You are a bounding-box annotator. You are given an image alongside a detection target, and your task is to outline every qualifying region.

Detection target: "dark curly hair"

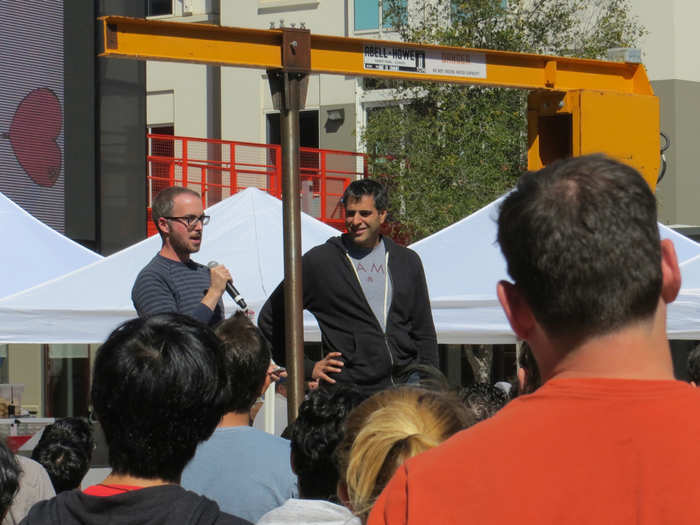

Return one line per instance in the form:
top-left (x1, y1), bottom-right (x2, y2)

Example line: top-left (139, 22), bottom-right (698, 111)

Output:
top-left (341, 179), bottom-right (388, 211)
top-left (688, 344), bottom-right (700, 384)
top-left (0, 440), bottom-right (20, 519)
top-left (32, 418), bottom-right (94, 492)
top-left (91, 314), bottom-right (228, 483)
top-left (289, 387), bottom-right (367, 500)
top-left (457, 383), bottom-right (509, 422)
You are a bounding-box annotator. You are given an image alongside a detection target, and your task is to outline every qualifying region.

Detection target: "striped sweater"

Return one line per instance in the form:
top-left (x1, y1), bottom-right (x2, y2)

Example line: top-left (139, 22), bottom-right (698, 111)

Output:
top-left (131, 254), bottom-right (224, 325)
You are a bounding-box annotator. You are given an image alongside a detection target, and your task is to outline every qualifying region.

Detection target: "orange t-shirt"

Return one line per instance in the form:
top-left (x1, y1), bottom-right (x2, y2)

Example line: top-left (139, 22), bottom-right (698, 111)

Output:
top-left (369, 378), bottom-right (700, 525)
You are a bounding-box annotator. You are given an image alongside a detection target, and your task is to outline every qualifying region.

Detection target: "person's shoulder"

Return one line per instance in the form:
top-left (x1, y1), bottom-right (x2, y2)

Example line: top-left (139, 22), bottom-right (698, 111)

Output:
top-left (306, 237), bottom-right (343, 256)
top-left (224, 426), bottom-right (290, 452)
top-left (135, 254), bottom-right (172, 279)
top-left (302, 237), bottom-right (344, 268)
top-left (383, 237), bottom-right (418, 259)
top-left (179, 488), bottom-right (253, 524)
top-left (20, 490), bottom-right (74, 524)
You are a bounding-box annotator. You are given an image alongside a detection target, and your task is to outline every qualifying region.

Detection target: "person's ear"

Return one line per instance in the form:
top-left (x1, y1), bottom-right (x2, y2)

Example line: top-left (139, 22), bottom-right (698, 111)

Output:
top-left (158, 217), bottom-right (170, 235)
top-left (517, 367), bottom-right (527, 393)
top-left (378, 209), bottom-right (388, 224)
top-left (660, 239), bottom-right (681, 304)
top-left (497, 281), bottom-right (536, 340)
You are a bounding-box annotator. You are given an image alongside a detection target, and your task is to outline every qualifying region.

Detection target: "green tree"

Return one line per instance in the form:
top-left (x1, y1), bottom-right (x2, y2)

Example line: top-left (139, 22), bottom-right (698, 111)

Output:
top-left (364, 0), bottom-right (646, 242)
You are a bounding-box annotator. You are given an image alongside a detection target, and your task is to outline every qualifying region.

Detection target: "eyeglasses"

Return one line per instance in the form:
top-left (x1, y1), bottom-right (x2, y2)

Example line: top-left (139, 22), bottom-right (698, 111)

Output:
top-left (163, 214), bottom-right (210, 229)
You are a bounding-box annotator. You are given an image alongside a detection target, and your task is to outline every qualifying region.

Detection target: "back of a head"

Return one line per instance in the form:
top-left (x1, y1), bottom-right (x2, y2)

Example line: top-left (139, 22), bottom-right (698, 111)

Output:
top-left (457, 383), bottom-right (509, 422)
top-left (215, 311), bottom-right (271, 414)
top-left (289, 387), bottom-right (367, 501)
top-left (0, 440), bottom-right (20, 519)
top-left (91, 313), bottom-right (228, 483)
top-left (32, 417), bottom-right (94, 492)
top-left (497, 155), bottom-right (661, 343)
top-left (342, 179), bottom-right (388, 211)
top-left (336, 387), bottom-right (473, 521)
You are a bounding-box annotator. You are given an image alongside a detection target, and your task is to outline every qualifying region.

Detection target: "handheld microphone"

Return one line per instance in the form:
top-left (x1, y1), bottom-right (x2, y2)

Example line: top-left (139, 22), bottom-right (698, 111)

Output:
top-left (207, 261), bottom-right (247, 310)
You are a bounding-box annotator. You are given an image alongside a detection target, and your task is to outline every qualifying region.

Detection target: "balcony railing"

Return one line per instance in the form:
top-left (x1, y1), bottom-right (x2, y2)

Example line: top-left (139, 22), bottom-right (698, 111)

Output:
top-left (147, 134), bottom-right (367, 236)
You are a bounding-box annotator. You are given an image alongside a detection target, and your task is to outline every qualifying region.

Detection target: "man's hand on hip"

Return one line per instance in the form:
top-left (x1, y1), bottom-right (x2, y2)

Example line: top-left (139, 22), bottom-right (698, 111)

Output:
top-left (312, 352), bottom-right (344, 384)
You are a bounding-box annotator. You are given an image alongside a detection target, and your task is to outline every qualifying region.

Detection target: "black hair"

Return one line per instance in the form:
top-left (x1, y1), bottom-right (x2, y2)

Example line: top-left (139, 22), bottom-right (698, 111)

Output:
top-left (90, 314), bottom-right (228, 483)
top-left (289, 387), bottom-right (367, 501)
top-left (151, 186), bottom-right (200, 235)
top-left (215, 311), bottom-right (271, 413)
top-left (688, 344), bottom-right (700, 384)
top-left (497, 155), bottom-right (661, 343)
top-left (457, 383), bottom-right (509, 422)
top-left (341, 179), bottom-right (388, 212)
top-left (518, 342), bottom-right (541, 395)
top-left (0, 440), bottom-right (20, 519)
top-left (31, 417), bottom-right (94, 492)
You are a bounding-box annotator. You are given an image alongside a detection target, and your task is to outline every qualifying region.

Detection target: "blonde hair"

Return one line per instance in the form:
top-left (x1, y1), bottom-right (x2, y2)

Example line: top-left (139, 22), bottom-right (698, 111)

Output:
top-left (336, 387), bottom-right (472, 521)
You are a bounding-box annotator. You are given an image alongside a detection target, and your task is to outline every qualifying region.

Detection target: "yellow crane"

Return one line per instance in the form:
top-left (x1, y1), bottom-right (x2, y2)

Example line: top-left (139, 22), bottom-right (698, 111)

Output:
top-left (98, 16), bottom-right (661, 419)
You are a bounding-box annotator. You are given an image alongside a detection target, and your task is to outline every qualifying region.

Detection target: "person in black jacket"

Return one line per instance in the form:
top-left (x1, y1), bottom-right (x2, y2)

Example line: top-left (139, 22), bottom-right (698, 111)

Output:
top-left (22, 314), bottom-right (251, 525)
top-left (258, 180), bottom-right (437, 394)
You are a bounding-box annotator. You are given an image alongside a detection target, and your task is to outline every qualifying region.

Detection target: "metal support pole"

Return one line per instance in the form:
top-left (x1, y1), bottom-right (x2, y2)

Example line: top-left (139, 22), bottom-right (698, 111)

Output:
top-left (269, 69), bottom-right (309, 423)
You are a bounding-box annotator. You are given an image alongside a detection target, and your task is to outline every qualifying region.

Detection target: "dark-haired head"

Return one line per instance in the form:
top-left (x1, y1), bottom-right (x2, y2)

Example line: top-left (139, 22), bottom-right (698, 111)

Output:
top-left (32, 442), bottom-right (89, 493)
top-left (0, 440), bottom-right (20, 519)
top-left (457, 383), bottom-right (509, 422)
top-left (342, 179), bottom-right (388, 212)
top-left (151, 186), bottom-right (200, 237)
top-left (91, 313), bottom-right (228, 483)
top-left (497, 155), bottom-right (662, 345)
top-left (289, 387), bottom-right (367, 501)
top-left (32, 417), bottom-right (94, 492)
top-left (215, 311), bottom-right (271, 414)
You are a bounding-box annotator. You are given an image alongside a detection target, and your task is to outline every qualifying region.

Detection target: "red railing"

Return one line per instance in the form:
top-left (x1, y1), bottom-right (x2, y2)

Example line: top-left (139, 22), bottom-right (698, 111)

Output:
top-left (147, 134), bottom-right (366, 236)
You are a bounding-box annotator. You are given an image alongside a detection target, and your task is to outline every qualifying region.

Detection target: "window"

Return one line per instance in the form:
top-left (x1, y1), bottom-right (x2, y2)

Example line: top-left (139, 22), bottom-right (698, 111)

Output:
top-left (147, 0), bottom-right (173, 17)
top-left (354, 0), bottom-right (407, 32)
top-left (44, 345), bottom-right (91, 417)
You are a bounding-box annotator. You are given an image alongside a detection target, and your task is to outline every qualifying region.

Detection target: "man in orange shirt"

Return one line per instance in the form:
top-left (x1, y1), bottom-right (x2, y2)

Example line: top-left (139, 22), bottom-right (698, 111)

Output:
top-left (369, 155), bottom-right (700, 525)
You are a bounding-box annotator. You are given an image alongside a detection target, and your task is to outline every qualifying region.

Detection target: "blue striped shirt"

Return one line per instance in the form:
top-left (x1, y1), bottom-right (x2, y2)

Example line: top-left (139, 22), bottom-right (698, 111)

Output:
top-left (131, 254), bottom-right (224, 325)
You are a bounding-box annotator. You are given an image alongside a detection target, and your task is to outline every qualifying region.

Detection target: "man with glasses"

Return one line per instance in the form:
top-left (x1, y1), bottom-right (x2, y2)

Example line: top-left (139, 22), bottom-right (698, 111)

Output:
top-left (131, 187), bottom-right (231, 325)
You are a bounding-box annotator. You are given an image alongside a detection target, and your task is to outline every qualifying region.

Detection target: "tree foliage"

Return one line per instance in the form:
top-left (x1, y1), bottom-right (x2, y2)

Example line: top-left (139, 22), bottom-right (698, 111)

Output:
top-left (365, 0), bottom-right (646, 242)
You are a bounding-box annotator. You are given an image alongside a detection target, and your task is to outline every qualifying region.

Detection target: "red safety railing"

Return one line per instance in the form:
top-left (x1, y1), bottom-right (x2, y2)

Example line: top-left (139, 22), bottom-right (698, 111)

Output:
top-left (147, 134), bottom-right (367, 236)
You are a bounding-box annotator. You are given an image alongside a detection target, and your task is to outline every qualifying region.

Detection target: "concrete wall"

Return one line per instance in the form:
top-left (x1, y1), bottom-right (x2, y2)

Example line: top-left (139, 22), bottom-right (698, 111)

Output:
top-left (652, 80), bottom-right (700, 225)
top-left (632, 0), bottom-right (700, 226)
top-left (8, 345), bottom-right (43, 415)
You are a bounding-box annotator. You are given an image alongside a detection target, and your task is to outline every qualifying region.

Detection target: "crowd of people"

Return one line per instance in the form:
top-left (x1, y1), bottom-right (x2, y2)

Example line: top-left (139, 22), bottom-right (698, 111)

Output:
top-left (1, 154), bottom-right (699, 524)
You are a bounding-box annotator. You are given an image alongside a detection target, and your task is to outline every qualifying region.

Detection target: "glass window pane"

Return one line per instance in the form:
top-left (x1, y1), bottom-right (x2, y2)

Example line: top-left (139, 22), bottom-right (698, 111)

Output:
top-left (355, 0), bottom-right (380, 31)
top-left (148, 0), bottom-right (173, 17)
top-left (45, 344), bottom-right (91, 418)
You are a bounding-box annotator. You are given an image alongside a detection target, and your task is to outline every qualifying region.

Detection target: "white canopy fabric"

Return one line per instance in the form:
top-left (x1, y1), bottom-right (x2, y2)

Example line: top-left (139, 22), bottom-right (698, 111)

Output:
top-left (667, 254), bottom-right (700, 339)
top-left (0, 188), bottom-right (336, 343)
top-left (2, 192), bottom-right (101, 299)
top-left (410, 195), bottom-right (700, 344)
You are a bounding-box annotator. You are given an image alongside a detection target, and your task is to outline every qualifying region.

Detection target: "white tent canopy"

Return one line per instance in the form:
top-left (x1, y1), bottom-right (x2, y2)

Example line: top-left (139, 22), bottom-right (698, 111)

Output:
top-left (2, 192), bottom-right (101, 299)
top-left (667, 254), bottom-right (700, 339)
top-left (0, 188), bottom-right (336, 343)
top-left (410, 195), bottom-right (700, 344)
